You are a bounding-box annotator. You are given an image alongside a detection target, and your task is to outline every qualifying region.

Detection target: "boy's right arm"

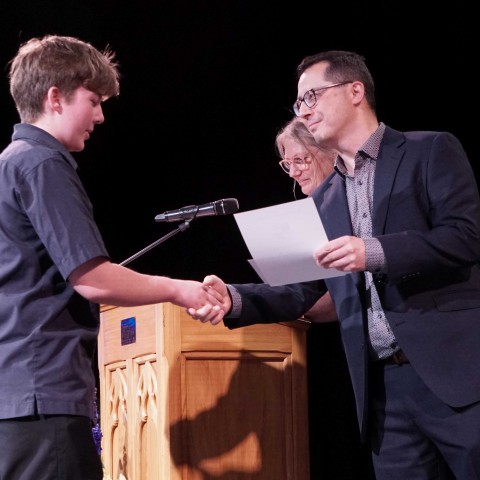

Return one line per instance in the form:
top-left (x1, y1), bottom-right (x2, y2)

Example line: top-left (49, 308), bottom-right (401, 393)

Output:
top-left (68, 257), bottom-right (223, 311)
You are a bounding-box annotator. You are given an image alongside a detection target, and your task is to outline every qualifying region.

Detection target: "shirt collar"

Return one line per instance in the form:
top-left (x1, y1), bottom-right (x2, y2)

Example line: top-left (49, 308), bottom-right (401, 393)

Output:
top-left (334, 122), bottom-right (386, 179)
top-left (12, 123), bottom-right (79, 170)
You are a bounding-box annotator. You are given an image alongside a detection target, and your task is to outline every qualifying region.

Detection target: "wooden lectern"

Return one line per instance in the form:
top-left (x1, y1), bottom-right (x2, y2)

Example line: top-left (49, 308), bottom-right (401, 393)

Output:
top-left (98, 302), bottom-right (310, 480)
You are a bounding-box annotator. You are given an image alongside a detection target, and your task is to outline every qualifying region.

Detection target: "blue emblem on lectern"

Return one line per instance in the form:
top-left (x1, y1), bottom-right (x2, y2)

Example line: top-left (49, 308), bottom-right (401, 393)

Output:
top-left (121, 317), bottom-right (136, 345)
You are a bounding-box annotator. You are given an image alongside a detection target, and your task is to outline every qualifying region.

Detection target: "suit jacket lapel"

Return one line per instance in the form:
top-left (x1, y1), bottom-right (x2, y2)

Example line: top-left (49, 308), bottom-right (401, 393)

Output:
top-left (314, 173), bottom-right (352, 240)
top-left (372, 127), bottom-right (405, 235)
top-left (312, 173), bottom-right (364, 288)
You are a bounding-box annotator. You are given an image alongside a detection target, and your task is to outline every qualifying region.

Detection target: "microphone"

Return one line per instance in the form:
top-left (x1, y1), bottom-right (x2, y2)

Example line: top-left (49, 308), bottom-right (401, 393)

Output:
top-left (155, 198), bottom-right (239, 223)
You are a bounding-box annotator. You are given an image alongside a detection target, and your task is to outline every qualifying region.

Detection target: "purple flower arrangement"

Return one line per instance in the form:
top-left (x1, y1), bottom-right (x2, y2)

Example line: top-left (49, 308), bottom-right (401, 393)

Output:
top-left (92, 388), bottom-right (103, 455)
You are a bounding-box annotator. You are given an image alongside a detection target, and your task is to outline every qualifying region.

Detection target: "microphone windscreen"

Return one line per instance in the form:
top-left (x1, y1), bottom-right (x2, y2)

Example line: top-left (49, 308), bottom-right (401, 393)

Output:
top-left (218, 198), bottom-right (239, 215)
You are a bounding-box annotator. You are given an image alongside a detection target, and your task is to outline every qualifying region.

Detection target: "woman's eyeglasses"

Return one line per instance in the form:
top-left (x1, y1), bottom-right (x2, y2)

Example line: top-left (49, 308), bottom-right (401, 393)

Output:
top-left (278, 156), bottom-right (312, 174)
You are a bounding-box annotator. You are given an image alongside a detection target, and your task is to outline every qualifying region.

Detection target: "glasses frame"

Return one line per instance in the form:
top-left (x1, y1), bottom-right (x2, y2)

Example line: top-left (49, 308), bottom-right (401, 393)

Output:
top-left (278, 155), bottom-right (312, 174)
top-left (293, 81), bottom-right (353, 116)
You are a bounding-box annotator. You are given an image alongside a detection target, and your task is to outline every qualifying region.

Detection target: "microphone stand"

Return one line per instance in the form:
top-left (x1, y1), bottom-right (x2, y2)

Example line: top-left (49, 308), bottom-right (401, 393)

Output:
top-left (119, 220), bottom-right (191, 267)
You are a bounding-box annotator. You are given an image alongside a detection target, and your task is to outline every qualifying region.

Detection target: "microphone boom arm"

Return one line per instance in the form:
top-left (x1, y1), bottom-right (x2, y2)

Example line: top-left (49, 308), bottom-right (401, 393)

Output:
top-left (119, 220), bottom-right (191, 267)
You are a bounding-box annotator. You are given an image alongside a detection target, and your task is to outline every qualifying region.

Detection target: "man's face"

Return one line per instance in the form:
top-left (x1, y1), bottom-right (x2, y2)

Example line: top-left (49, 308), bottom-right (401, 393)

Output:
top-left (296, 62), bottom-right (353, 148)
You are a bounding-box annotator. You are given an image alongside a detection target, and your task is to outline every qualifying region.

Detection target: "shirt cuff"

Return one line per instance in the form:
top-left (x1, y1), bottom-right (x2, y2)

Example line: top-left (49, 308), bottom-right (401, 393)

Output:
top-left (364, 238), bottom-right (386, 273)
top-left (225, 285), bottom-right (242, 318)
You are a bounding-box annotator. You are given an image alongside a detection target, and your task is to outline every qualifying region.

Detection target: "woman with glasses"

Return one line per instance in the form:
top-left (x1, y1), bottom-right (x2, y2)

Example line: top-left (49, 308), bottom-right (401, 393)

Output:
top-left (276, 117), bottom-right (335, 199)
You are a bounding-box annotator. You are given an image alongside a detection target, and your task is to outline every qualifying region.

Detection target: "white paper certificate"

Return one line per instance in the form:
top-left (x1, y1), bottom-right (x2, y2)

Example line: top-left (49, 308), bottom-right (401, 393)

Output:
top-left (233, 197), bottom-right (345, 286)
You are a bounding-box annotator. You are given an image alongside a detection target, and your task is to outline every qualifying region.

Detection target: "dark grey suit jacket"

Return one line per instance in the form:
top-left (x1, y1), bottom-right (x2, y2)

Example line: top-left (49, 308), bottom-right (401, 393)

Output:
top-left (225, 126), bottom-right (480, 437)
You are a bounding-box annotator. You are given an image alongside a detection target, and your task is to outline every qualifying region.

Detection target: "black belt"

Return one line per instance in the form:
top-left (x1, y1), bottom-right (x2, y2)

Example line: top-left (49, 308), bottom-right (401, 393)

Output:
top-left (381, 349), bottom-right (410, 366)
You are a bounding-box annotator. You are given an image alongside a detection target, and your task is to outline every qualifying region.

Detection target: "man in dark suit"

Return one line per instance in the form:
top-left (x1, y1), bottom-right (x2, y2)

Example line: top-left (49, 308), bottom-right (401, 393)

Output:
top-left (189, 51), bottom-right (480, 480)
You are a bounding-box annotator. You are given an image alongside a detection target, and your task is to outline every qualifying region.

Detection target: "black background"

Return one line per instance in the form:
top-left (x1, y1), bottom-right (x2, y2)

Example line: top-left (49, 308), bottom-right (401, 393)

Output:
top-left (0, 2), bottom-right (476, 478)
top-left (1, 1), bottom-right (477, 284)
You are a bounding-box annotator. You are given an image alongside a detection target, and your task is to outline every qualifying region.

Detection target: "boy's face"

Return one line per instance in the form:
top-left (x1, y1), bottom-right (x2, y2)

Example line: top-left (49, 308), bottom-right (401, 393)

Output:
top-left (55, 86), bottom-right (104, 152)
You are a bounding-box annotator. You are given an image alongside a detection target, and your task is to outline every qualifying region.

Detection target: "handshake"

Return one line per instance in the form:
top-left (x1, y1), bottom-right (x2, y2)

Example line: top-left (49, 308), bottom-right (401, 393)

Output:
top-left (186, 235), bottom-right (365, 325)
top-left (187, 275), bottom-right (231, 325)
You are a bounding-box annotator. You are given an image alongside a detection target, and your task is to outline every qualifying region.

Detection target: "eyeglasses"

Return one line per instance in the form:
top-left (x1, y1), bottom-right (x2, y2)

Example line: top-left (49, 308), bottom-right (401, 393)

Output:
top-left (278, 156), bottom-right (312, 174)
top-left (293, 81), bottom-right (353, 116)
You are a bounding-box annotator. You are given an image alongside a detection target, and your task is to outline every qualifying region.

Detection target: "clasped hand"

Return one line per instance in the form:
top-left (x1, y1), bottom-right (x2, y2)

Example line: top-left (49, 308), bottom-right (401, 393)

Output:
top-left (187, 275), bottom-right (230, 325)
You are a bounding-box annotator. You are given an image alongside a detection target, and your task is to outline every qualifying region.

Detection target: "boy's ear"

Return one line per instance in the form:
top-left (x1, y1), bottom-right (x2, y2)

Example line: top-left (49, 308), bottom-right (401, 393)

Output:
top-left (46, 86), bottom-right (62, 113)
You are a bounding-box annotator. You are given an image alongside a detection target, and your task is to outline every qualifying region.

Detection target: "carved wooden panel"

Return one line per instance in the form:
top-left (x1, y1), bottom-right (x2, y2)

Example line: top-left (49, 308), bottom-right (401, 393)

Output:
top-left (103, 362), bottom-right (129, 479)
